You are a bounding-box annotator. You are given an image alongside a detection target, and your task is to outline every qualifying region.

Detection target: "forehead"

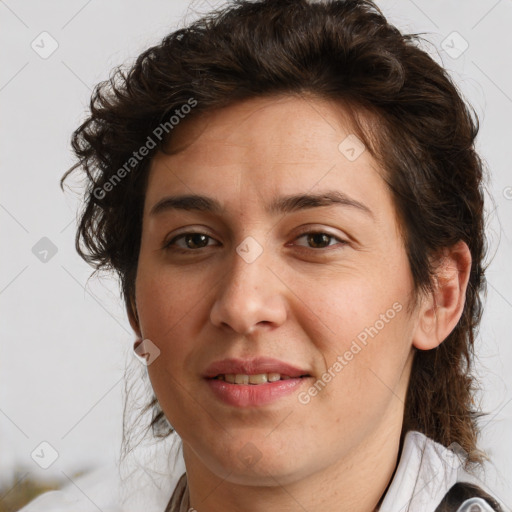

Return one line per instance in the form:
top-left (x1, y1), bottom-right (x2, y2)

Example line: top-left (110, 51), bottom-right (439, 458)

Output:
top-left (144, 94), bottom-right (392, 220)
top-left (161, 95), bottom-right (367, 165)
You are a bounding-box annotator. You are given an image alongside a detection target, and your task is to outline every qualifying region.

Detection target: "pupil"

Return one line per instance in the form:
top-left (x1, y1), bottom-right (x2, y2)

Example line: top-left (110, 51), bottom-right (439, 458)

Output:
top-left (187, 234), bottom-right (208, 248)
top-left (308, 233), bottom-right (329, 248)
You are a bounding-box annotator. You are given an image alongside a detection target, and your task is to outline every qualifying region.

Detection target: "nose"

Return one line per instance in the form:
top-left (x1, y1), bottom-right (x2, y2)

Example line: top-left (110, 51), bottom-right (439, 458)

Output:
top-left (209, 245), bottom-right (288, 335)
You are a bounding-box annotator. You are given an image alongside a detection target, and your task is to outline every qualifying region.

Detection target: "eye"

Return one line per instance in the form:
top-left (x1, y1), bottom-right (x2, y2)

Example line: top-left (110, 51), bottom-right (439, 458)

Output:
top-left (164, 232), bottom-right (219, 252)
top-left (163, 229), bottom-right (346, 253)
top-left (293, 231), bottom-right (347, 250)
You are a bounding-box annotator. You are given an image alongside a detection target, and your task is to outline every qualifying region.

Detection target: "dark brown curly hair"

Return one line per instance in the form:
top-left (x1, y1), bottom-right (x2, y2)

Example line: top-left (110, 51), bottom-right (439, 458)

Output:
top-left (62, 0), bottom-right (488, 464)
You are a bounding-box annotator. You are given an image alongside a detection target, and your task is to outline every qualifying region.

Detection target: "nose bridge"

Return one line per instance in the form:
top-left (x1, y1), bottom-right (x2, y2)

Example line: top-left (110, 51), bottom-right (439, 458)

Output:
top-left (209, 236), bottom-right (287, 334)
top-left (228, 237), bottom-right (268, 296)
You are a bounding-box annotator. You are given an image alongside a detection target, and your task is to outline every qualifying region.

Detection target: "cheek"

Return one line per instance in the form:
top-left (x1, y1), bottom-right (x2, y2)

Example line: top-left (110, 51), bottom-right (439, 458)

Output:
top-left (135, 266), bottom-right (205, 339)
top-left (290, 266), bottom-right (407, 348)
top-left (134, 269), bottom-right (208, 425)
top-left (291, 264), bottom-right (413, 403)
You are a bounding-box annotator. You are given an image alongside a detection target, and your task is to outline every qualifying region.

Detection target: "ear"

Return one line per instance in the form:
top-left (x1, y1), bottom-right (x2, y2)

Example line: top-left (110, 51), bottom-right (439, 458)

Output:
top-left (126, 295), bottom-right (142, 342)
top-left (413, 241), bottom-right (472, 351)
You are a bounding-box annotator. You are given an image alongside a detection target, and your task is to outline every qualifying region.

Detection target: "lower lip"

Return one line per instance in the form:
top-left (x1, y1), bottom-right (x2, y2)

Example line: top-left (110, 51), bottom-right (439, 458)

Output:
top-left (206, 377), bottom-right (308, 407)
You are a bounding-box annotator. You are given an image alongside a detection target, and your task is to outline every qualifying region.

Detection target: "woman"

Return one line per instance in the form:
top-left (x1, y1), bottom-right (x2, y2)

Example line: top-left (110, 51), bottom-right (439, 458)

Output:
top-left (20, 0), bottom-right (505, 510)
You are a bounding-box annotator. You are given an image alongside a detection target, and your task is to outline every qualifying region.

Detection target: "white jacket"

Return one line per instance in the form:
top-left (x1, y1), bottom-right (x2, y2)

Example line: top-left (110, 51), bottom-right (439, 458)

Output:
top-left (18, 431), bottom-right (501, 512)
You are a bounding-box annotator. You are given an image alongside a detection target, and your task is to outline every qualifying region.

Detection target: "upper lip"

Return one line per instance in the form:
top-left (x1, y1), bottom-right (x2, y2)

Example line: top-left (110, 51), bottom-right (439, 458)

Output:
top-left (203, 357), bottom-right (310, 379)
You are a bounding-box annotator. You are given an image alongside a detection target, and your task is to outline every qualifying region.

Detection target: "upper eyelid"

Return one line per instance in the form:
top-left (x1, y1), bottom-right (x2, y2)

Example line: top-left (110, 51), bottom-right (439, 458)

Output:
top-left (167, 223), bottom-right (346, 239)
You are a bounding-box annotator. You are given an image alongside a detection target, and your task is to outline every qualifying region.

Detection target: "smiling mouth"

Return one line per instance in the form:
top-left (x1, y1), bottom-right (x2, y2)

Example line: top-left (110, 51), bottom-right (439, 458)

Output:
top-left (211, 373), bottom-right (311, 385)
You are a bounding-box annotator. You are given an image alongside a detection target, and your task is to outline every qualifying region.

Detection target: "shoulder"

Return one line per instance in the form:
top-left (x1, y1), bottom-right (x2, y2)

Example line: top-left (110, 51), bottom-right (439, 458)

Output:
top-left (17, 465), bottom-right (123, 512)
top-left (18, 434), bottom-right (186, 512)
top-left (380, 431), bottom-right (504, 512)
top-left (435, 482), bottom-right (503, 512)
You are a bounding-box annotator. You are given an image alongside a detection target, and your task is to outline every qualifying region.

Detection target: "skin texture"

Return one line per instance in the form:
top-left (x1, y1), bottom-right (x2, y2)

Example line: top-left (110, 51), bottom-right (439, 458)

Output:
top-left (128, 95), bottom-right (471, 512)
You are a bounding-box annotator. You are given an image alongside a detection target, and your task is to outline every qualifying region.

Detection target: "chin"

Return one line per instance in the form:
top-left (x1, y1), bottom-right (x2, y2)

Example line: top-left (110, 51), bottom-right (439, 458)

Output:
top-left (199, 441), bottom-right (312, 487)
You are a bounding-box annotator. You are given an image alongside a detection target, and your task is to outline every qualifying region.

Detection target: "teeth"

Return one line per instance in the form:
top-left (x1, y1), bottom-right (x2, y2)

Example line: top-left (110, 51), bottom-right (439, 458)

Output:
top-left (218, 373), bottom-right (293, 384)
top-left (235, 374), bottom-right (249, 384)
top-left (249, 374), bottom-right (267, 384)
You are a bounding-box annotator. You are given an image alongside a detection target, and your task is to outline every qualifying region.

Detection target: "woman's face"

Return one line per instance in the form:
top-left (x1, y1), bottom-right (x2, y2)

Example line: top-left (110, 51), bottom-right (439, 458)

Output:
top-left (133, 95), bottom-right (421, 485)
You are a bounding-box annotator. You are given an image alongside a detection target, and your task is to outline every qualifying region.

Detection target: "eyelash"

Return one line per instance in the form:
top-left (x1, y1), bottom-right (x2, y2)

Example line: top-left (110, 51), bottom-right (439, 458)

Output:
top-left (163, 230), bottom-right (348, 253)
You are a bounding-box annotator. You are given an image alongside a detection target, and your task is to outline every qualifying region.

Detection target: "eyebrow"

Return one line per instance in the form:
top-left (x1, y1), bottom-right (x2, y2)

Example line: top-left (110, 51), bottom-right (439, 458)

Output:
top-left (150, 191), bottom-right (373, 218)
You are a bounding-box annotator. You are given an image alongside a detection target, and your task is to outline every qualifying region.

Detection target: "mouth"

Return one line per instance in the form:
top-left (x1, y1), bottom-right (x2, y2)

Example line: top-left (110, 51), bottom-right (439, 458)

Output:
top-left (206, 373), bottom-right (311, 407)
top-left (209, 373), bottom-right (311, 385)
top-left (203, 357), bottom-right (312, 407)
top-left (203, 357), bottom-right (312, 381)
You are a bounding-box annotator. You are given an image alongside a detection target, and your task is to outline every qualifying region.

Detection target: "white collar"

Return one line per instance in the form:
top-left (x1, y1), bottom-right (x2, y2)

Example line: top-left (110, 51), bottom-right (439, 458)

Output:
top-left (380, 430), bottom-right (471, 511)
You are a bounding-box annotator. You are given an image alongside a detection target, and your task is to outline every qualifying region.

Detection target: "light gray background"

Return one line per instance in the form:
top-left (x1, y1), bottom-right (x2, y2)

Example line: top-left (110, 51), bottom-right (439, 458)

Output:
top-left (1, 0), bottom-right (511, 507)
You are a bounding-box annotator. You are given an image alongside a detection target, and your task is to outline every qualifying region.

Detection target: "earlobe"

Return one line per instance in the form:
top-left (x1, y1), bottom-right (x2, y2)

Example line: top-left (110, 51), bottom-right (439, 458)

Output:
top-left (412, 241), bottom-right (472, 351)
